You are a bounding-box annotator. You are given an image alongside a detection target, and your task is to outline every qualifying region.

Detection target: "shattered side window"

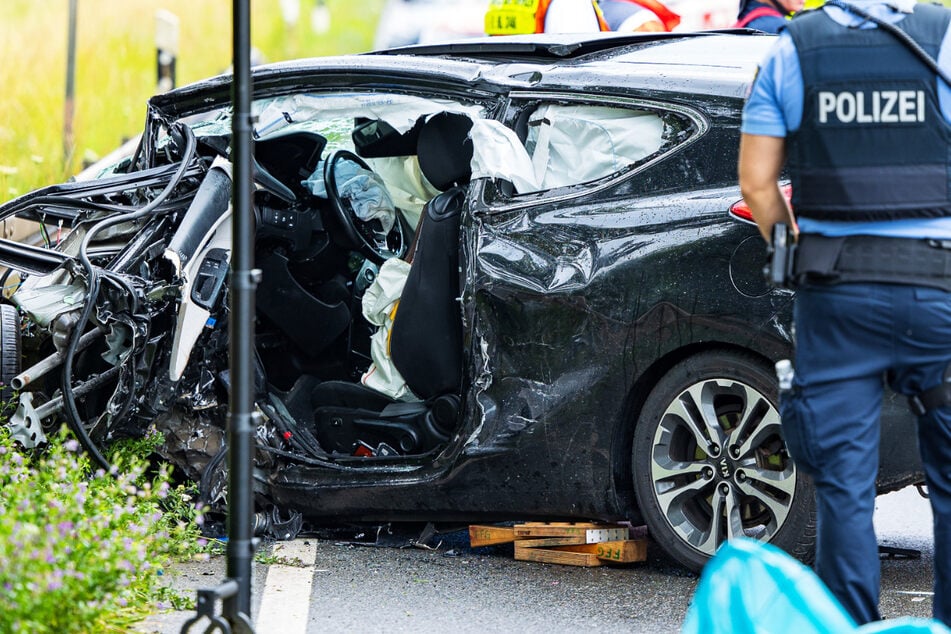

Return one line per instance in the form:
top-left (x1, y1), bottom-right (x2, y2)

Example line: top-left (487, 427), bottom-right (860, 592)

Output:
top-left (516, 103), bottom-right (688, 193)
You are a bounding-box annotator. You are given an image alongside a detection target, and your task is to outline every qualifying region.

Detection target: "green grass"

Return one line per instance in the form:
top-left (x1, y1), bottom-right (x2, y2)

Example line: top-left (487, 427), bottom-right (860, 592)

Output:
top-left (5, 0), bottom-right (950, 206)
top-left (0, 0), bottom-right (384, 204)
top-left (0, 427), bottom-right (206, 633)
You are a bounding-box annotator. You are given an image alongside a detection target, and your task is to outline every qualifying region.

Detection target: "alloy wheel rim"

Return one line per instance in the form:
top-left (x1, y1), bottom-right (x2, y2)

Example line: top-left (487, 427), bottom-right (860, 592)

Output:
top-left (649, 377), bottom-right (796, 556)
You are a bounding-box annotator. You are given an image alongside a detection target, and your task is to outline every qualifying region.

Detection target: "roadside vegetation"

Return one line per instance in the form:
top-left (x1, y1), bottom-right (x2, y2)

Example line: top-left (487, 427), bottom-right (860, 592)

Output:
top-left (0, 0), bottom-right (384, 204)
top-left (0, 427), bottom-right (205, 633)
top-left (0, 3), bottom-right (382, 631)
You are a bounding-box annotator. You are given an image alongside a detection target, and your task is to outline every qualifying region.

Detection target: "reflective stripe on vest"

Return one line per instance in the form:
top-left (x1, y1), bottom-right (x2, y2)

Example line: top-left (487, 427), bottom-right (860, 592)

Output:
top-left (627, 0), bottom-right (681, 31)
top-left (733, 6), bottom-right (783, 28)
top-left (592, 0), bottom-right (610, 31)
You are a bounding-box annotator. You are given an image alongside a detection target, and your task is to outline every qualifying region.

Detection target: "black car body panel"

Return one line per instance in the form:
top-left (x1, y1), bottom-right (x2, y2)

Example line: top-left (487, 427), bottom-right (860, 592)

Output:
top-left (0, 32), bottom-right (924, 570)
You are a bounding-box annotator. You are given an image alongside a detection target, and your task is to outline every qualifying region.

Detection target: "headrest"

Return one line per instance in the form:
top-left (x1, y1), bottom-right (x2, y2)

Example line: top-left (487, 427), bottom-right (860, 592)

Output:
top-left (416, 112), bottom-right (474, 192)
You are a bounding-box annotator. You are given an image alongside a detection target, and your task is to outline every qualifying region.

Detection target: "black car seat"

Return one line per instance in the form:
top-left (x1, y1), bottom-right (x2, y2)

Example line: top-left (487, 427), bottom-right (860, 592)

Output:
top-left (309, 112), bottom-right (473, 456)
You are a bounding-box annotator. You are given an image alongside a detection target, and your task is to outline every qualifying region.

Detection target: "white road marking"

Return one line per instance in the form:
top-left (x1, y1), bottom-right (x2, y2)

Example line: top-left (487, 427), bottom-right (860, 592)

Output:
top-left (891, 590), bottom-right (935, 596)
top-left (256, 539), bottom-right (318, 632)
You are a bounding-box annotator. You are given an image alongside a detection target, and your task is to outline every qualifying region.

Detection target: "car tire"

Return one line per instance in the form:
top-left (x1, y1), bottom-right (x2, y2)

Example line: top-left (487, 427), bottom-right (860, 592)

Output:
top-left (0, 303), bottom-right (20, 404)
top-left (632, 350), bottom-right (816, 572)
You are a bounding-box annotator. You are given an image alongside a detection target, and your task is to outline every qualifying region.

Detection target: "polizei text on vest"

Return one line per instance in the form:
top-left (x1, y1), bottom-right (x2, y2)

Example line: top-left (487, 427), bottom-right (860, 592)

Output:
top-left (817, 90), bottom-right (926, 124)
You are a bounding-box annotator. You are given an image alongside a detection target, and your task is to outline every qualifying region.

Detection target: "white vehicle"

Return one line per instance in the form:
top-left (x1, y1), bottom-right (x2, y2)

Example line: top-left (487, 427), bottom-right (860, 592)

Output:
top-left (666, 0), bottom-right (740, 30)
top-left (373, 0), bottom-right (488, 50)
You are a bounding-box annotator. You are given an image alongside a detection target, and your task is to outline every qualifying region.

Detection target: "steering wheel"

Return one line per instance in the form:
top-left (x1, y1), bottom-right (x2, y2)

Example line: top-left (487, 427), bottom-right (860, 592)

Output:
top-left (323, 149), bottom-right (407, 265)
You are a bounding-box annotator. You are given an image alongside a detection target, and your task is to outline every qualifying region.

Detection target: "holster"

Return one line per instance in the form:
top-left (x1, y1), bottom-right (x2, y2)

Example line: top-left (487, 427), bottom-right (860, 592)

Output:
top-left (909, 362), bottom-right (951, 417)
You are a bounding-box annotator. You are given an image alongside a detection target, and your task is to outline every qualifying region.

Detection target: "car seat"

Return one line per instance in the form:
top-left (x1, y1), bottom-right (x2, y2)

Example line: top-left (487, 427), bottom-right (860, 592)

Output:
top-left (309, 112), bottom-right (473, 456)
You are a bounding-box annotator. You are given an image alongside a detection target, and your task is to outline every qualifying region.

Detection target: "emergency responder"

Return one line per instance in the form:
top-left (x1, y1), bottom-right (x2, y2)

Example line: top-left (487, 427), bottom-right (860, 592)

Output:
top-left (485, 0), bottom-right (607, 35)
top-left (484, 0), bottom-right (678, 35)
top-left (738, 0), bottom-right (951, 626)
top-left (734, 0), bottom-right (805, 31)
top-left (599, 0), bottom-right (680, 32)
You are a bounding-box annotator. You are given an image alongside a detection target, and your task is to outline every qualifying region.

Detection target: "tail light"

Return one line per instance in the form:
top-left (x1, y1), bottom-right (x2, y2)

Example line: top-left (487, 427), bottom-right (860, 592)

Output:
top-left (729, 184), bottom-right (793, 223)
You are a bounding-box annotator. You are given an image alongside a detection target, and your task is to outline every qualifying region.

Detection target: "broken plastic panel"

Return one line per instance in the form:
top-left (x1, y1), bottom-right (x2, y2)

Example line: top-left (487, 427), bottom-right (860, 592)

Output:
top-left (12, 274), bottom-right (86, 328)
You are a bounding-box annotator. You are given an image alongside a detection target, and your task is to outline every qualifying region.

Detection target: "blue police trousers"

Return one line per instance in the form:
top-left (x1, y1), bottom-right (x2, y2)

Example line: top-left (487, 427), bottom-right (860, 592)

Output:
top-left (781, 282), bottom-right (951, 626)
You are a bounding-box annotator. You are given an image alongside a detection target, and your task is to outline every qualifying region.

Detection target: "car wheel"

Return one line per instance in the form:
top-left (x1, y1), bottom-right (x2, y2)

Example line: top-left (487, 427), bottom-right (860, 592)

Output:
top-left (632, 350), bottom-right (815, 572)
top-left (0, 303), bottom-right (20, 404)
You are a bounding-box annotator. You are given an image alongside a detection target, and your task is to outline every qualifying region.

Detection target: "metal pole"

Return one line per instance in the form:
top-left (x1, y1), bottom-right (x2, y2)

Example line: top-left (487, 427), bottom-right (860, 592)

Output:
top-left (180, 3), bottom-right (257, 631)
top-left (64, 0), bottom-right (78, 170)
top-left (225, 0), bottom-right (258, 624)
top-left (155, 9), bottom-right (179, 92)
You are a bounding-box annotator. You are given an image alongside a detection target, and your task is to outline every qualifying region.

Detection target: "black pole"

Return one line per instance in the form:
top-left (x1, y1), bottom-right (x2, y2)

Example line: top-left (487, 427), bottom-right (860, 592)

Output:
top-left (180, 3), bottom-right (257, 632)
top-left (225, 0), bottom-right (257, 624)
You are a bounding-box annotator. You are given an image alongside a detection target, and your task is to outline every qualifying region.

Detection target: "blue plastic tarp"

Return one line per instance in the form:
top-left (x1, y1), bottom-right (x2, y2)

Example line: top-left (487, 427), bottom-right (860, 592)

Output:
top-left (682, 538), bottom-right (949, 634)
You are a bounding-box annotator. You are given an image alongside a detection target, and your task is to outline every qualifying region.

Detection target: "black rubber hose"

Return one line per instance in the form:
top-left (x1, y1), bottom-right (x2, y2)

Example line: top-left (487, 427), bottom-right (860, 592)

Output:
top-left (60, 122), bottom-right (198, 470)
top-left (260, 401), bottom-right (325, 459)
top-left (198, 443), bottom-right (229, 506)
top-left (256, 443), bottom-right (355, 470)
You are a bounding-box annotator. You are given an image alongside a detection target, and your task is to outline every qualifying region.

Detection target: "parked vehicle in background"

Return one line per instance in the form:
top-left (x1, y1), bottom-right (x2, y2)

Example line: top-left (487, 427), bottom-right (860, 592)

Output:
top-left (665, 0), bottom-right (739, 29)
top-left (0, 30), bottom-right (923, 573)
top-left (373, 0), bottom-right (487, 49)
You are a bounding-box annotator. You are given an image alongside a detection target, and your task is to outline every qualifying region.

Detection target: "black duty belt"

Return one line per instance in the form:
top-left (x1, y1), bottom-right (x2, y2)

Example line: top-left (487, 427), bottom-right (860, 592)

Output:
top-left (793, 234), bottom-right (951, 291)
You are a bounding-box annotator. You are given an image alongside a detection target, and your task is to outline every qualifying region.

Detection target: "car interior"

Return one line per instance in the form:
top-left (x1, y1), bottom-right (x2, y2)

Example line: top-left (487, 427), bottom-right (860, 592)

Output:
top-left (239, 97), bottom-right (476, 460)
top-left (218, 91), bottom-right (683, 461)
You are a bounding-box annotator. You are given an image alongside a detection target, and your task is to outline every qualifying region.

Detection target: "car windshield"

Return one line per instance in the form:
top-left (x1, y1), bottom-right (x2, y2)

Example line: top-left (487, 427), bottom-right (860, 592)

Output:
top-left (178, 91), bottom-right (484, 146)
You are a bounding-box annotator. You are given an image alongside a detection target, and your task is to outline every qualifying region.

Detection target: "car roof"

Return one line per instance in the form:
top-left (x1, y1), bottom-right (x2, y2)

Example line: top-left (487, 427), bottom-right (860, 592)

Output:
top-left (372, 30), bottom-right (770, 62)
top-left (149, 32), bottom-right (775, 117)
top-left (372, 31), bottom-right (776, 98)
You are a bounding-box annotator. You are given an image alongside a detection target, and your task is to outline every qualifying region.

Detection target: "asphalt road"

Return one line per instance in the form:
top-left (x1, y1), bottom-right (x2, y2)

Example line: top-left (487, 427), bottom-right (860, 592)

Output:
top-left (139, 486), bottom-right (938, 634)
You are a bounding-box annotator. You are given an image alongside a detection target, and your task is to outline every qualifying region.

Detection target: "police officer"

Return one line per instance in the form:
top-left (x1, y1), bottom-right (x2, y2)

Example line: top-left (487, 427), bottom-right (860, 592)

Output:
top-left (734, 0), bottom-right (805, 32)
top-left (738, 0), bottom-right (951, 625)
top-left (484, 0), bottom-right (680, 35)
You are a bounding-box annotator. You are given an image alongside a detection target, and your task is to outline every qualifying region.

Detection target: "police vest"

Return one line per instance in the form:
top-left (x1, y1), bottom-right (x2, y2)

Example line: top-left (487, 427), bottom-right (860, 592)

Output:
top-left (485, 0), bottom-right (609, 35)
top-left (786, 5), bottom-right (951, 221)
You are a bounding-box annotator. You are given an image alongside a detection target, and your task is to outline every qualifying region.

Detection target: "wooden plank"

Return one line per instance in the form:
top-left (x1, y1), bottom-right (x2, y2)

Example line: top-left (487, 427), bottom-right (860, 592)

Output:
top-left (514, 543), bottom-right (602, 567)
top-left (513, 522), bottom-right (628, 543)
top-left (552, 539), bottom-right (647, 563)
top-left (513, 522), bottom-right (605, 537)
top-left (511, 536), bottom-right (588, 548)
top-left (468, 525), bottom-right (516, 547)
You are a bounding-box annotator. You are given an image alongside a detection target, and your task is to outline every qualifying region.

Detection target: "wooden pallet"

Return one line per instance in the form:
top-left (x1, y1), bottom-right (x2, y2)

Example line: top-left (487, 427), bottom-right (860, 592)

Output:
top-left (469, 522), bottom-right (647, 567)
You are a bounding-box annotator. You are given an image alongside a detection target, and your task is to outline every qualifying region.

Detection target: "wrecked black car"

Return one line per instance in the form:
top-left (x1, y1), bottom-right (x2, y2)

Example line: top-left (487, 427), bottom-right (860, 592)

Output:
top-left (0, 31), bottom-right (924, 572)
